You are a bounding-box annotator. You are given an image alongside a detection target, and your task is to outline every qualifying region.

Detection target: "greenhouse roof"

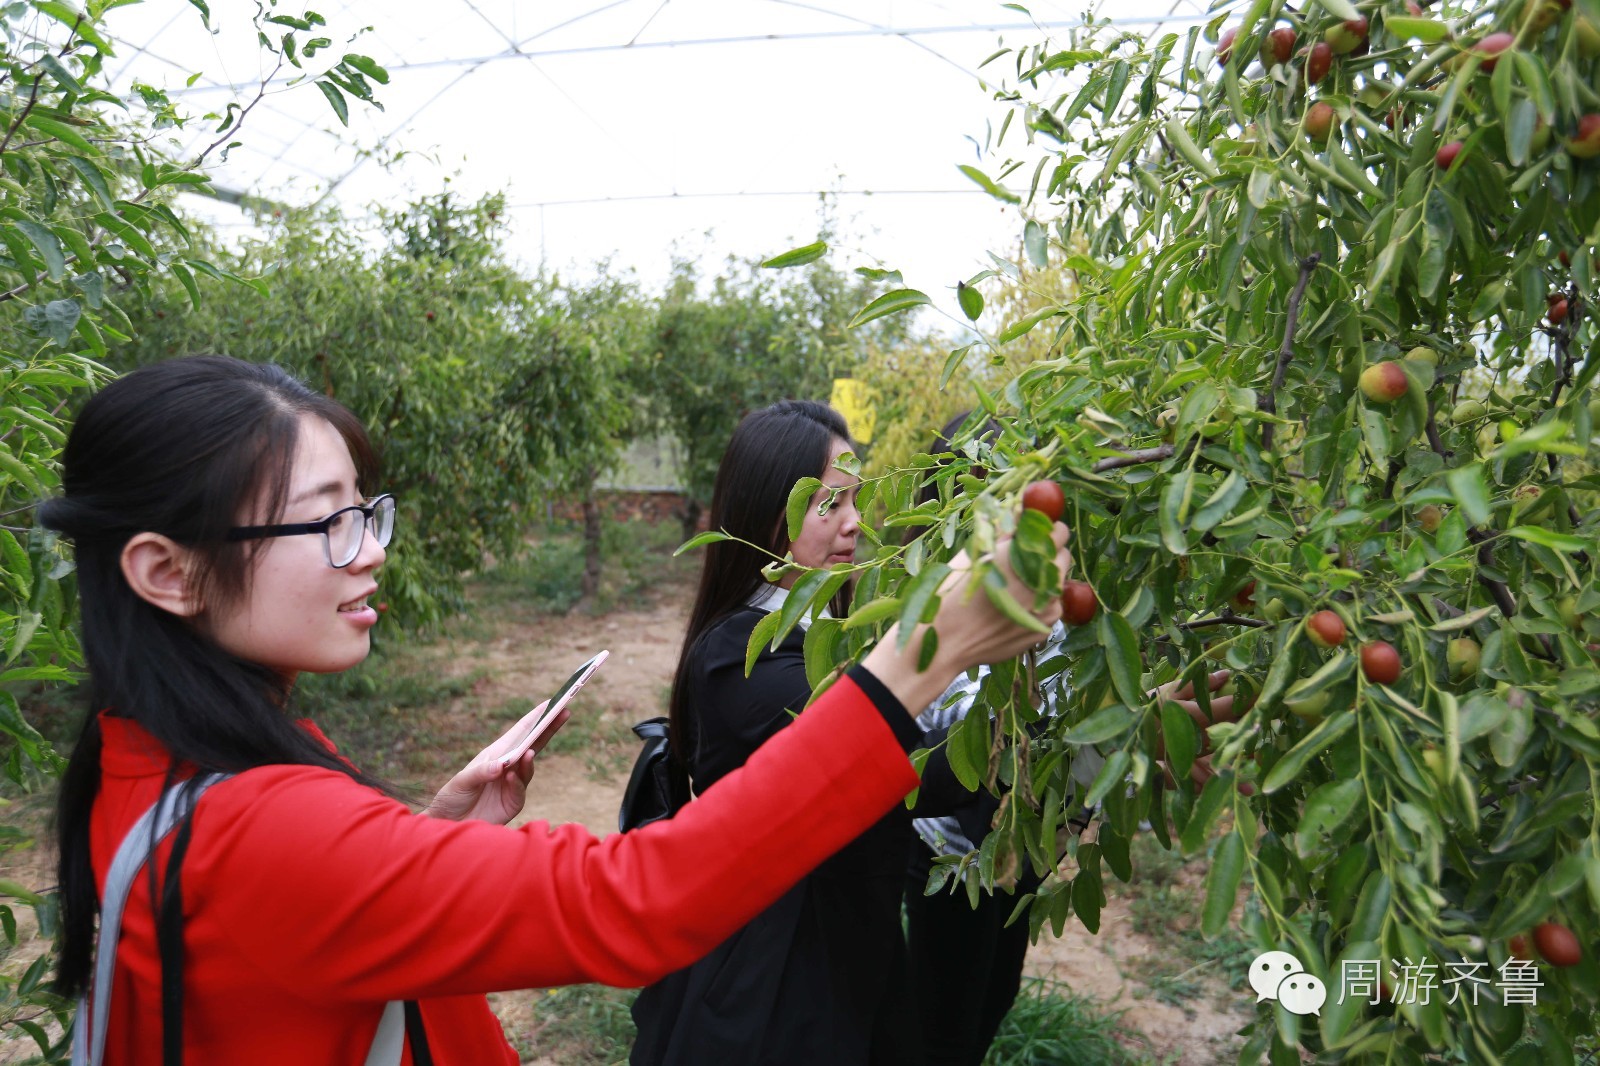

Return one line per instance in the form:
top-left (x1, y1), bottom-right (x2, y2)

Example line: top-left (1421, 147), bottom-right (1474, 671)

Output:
top-left (98, 0), bottom-right (1214, 294)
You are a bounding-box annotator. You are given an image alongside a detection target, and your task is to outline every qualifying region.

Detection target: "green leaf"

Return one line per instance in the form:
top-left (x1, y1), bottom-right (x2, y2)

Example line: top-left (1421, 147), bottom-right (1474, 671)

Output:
top-left (997, 305), bottom-right (1058, 343)
top-left (776, 567), bottom-right (832, 643)
top-left (1162, 115), bottom-right (1219, 179)
top-left (897, 562), bottom-right (950, 650)
top-left (1192, 471), bottom-right (1247, 532)
top-left (1507, 98), bottom-right (1538, 167)
top-left (1262, 711), bottom-right (1356, 793)
top-left (847, 288), bottom-right (930, 329)
top-left (1312, 0), bottom-right (1360, 19)
top-left (38, 54), bottom-right (84, 94)
top-left (803, 618), bottom-right (842, 689)
top-left (94, 211), bottom-right (155, 260)
top-left (1179, 773), bottom-right (1229, 855)
top-left (948, 710), bottom-right (989, 791)
top-left (315, 79), bottom-right (349, 125)
top-left (1295, 778), bottom-right (1363, 859)
top-left (0, 880), bottom-right (41, 906)
top-left (1161, 700), bottom-right (1200, 783)
top-left (1103, 59), bottom-right (1130, 117)
top-left (1505, 526), bottom-right (1589, 553)
top-left (343, 53), bottom-right (390, 84)
top-left (1429, 605), bottom-right (1496, 632)
top-left (1158, 470), bottom-right (1192, 555)
top-left (673, 530), bottom-right (729, 555)
top-left (1486, 879), bottom-right (1556, 941)
top-left (1256, 623), bottom-right (1301, 711)
top-left (1385, 15), bottom-right (1451, 41)
top-left (957, 164), bottom-right (1019, 204)
top-left (940, 344), bottom-right (973, 388)
top-left (1469, 280), bottom-right (1506, 322)
top-left (1202, 831), bottom-right (1244, 937)
top-left (761, 241), bottom-right (827, 269)
top-left (1282, 650), bottom-right (1354, 703)
top-left (1061, 703), bottom-right (1135, 745)
top-left (980, 571), bottom-right (1051, 634)
top-left (22, 113), bottom-right (95, 153)
top-left (65, 156), bottom-right (116, 211)
top-left (1082, 749), bottom-right (1130, 807)
top-left (31, 0), bottom-right (113, 53)
top-left (956, 281), bottom-right (983, 321)
top-left (843, 596), bottom-right (901, 631)
top-left (784, 477), bottom-right (823, 541)
top-left (1023, 220), bottom-right (1048, 268)
top-left (744, 608), bottom-right (783, 677)
top-left (1494, 420), bottom-right (1584, 459)
top-left (12, 221), bottom-right (66, 281)
top-left (1445, 464), bottom-right (1490, 526)
top-left (1098, 611), bottom-right (1142, 706)
top-left (170, 261), bottom-right (201, 310)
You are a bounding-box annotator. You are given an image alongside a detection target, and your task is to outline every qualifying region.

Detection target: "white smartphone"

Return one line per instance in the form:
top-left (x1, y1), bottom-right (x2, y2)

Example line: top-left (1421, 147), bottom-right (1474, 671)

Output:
top-left (500, 650), bottom-right (610, 766)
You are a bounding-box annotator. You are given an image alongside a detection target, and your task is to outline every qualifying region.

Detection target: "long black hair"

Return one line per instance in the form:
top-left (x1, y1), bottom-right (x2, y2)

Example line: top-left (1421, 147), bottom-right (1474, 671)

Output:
top-left (667, 400), bottom-right (852, 771)
top-left (39, 355), bottom-right (394, 996)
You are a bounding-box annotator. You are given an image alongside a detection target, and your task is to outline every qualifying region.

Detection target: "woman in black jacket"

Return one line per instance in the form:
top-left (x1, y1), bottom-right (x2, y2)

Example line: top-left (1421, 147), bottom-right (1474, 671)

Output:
top-left (631, 400), bottom-right (966, 1065)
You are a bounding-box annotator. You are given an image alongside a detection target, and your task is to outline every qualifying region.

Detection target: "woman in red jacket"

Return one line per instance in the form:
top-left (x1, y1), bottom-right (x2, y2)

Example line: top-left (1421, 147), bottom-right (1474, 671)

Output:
top-left (40, 355), bottom-right (1069, 1065)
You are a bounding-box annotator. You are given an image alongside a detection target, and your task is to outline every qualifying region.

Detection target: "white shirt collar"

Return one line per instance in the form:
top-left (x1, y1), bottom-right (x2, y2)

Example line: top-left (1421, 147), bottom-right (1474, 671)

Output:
top-left (747, 584), bottom-right (832, 630)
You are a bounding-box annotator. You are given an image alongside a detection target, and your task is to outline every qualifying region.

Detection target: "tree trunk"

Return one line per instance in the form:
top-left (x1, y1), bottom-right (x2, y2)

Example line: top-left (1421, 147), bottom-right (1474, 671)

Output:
top-left (679, 495), bottom-right (702, 543)
top-left (580, 470), bottom-right (602, 601)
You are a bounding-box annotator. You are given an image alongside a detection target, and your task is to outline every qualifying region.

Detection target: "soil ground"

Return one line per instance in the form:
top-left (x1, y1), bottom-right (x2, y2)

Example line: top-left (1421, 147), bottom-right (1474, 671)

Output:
top-left (0, 532), bottom-right (1255, 1065)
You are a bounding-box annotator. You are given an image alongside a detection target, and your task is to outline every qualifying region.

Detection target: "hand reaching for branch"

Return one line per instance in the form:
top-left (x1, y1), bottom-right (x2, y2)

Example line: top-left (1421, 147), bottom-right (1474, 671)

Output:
top-left (1154, 669), bottom-right (1237, 789)
top-left (423, 700), bottom-right (570, 824)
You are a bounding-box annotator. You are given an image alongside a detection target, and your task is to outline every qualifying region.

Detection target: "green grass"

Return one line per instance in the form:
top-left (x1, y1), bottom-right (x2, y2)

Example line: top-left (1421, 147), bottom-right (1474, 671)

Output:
top-left (984, 978), bottom-right (1158, 1066)
top-left (520, 984), bottom-right (638, 1065)
top-left (505, 977), bottom-right (1150, 1066)
top-left (1116, 834), bottom-right (1251, 1014)
top-left (461, 516), bottom-right (696, 637)
top-left (536, 693), bottom-right (643, 780)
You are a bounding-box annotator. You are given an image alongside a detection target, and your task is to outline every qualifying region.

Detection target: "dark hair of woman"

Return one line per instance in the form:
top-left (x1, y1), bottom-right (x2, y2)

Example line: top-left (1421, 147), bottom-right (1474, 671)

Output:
top-left (912, 410), bottom-right (1003, 514)
top-left (39, 355), bottom-right (393, 997)
top-left (667, 399), bottom-right (853, 769)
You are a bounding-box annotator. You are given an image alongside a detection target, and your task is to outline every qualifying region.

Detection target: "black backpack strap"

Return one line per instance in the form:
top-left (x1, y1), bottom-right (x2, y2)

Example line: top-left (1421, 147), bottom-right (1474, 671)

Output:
top-left (403, 1001), bottom-right (435, 1066)
top-left (158, 804), bottom-right (201, 1065)
top-left (72, 773), bottom-right (230, 1066)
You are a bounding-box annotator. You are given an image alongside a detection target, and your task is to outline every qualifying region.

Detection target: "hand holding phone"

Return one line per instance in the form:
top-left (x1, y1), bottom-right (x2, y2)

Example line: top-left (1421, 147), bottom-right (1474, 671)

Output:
top-left (498, 650), bottom-right (609, 767)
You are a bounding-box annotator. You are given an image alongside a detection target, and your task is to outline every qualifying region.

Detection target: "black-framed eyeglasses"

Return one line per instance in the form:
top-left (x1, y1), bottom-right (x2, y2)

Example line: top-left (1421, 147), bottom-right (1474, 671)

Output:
top-left (227, 494), bottom-right (396, 568)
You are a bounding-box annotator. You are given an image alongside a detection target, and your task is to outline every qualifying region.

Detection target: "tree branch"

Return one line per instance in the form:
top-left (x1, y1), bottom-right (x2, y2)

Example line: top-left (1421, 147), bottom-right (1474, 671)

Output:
top-left (1422, 422), bottom-right (1556, 660)
top-left (187, 57), bottom-right (283, 174)
top-left (1092, 444), bottom-right (1174, 472)
top-left (1180, 613), bottom-right (1269, 630)
top-left (1543, 291), bottom-right (1589, 561)
top-left (1425, 404), bottom-right (1449, 459)
top-left (1549, 290), bottom-right (1582, 412)
top-left (0, 58), bottom-right (285, 309)
top-left (1260, 253), bottom-right (1321, 452)
top-left (0, 75), bottom-right (44, 155)
top-left (1465, 526), bottom-right (1557, 660)
top-left (0, 19), bottom-right (85, 156)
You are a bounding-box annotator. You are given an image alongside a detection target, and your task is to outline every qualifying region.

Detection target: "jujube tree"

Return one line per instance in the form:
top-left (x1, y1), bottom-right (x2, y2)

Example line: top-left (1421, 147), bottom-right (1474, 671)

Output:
top-left (751, 0), bottom-right (1600, 1059)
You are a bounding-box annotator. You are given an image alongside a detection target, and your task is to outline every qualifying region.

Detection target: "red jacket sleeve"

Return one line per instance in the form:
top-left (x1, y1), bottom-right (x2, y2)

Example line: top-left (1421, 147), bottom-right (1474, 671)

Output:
top-left (190, 673), bottom-right (919, 1000)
